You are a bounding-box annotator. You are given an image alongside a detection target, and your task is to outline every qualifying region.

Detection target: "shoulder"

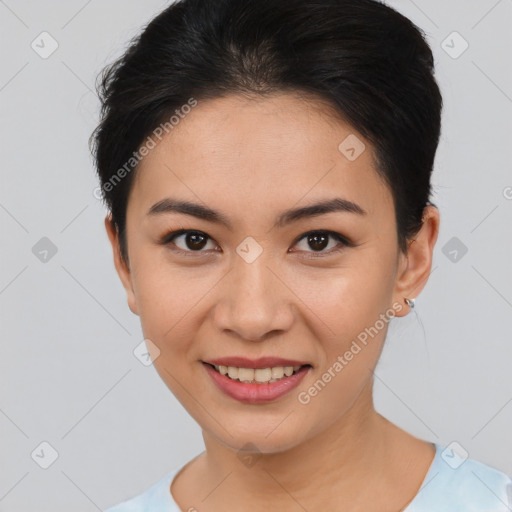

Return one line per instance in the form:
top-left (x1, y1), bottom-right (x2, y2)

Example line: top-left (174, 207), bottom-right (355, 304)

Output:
top-left (104, 471), bottom-right (179, 512)
top-left (409, 443), bottom-right (512, 512)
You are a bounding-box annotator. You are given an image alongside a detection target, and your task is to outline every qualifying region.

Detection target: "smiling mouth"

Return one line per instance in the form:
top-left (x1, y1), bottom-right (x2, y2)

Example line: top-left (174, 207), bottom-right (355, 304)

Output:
top-left (204, 363), bottom-right (311, 384)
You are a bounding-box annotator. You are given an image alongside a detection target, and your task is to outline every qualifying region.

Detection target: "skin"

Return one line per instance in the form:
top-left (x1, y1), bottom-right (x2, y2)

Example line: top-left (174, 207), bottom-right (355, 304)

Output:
top-left (105, 92), bottom-right (440, 512)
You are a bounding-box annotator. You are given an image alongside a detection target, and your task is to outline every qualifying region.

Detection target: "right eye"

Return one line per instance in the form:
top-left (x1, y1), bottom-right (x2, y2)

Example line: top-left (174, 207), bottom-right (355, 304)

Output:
top-left (161, 229), bottom-right (219, 255)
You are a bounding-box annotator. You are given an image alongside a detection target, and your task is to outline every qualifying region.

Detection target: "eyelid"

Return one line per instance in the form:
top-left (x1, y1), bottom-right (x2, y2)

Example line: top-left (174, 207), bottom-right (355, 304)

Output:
top-left (160, 228), bottom-right (203, 246)
top-left (290, 230), bottom-right (353, 249)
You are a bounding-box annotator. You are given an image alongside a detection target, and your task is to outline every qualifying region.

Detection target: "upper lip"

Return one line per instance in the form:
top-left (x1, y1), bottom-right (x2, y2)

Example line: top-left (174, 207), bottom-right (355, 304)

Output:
top-left (203, 357), bottom-right (312, 369)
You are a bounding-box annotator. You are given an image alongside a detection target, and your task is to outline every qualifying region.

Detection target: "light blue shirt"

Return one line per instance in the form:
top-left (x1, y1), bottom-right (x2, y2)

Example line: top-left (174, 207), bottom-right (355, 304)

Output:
top-left (105, 443), bottom-right (512, 511)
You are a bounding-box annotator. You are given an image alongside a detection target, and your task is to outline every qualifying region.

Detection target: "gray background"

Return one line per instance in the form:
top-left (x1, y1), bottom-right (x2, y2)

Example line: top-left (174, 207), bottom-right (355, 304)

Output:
top-left (0, 0), bottom-right (511, 510)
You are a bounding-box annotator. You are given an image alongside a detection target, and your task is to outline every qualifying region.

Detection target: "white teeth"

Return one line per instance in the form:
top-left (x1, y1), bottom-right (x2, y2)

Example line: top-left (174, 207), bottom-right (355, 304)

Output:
top-left (227, 366), bottom-right (239, 379)
top-left (254, 368), bottom-right (272, 383)
top-left (212, 364), bottom-right (306, 384)
top-left (238, 367), bottom-right (254, 383)
top-left (271, 367), bottom-right (284, 379)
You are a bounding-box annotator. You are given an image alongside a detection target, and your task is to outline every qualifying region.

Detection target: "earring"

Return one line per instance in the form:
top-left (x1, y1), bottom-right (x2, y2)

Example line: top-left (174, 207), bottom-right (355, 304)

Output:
top-left (404, 297), bottom-right (415, 310)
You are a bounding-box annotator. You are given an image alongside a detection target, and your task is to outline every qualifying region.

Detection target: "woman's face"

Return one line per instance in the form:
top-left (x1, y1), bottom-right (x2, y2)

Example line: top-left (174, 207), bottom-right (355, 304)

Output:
top-left (108, 92), bottom-right (416, 453)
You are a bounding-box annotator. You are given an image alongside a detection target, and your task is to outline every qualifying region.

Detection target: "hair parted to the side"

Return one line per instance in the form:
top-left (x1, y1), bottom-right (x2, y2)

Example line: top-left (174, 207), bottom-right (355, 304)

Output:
top-left (90, 0), bottom-right (442, 264)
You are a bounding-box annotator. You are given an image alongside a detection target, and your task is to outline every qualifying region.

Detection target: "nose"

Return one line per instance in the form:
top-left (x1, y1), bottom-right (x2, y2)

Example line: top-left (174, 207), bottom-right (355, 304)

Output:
top-left (212, 254), bottom-right (295, 342)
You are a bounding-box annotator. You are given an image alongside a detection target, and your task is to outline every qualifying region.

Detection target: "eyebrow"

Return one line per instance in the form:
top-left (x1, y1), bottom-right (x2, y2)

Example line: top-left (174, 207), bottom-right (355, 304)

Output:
top-left (147, 196), bottom-right (367, 230)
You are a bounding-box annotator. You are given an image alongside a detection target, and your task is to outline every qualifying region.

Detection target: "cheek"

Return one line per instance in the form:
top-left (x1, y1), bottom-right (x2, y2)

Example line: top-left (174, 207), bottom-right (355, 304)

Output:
top-left (289, 257), bottom-right (395, 386)
top-left (130, 251), bottom-right (194, 343)
top-left (290, 255), bottom-right (394, 335)
top-left (290, 270), bottom-right (392, 427)
top-left (132, 259), bottom-right (209, 403)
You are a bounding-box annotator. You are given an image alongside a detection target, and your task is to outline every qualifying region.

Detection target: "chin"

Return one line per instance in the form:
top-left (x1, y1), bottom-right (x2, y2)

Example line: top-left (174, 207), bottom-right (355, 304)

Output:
top-left (208, 416), bottom-right (313, 455)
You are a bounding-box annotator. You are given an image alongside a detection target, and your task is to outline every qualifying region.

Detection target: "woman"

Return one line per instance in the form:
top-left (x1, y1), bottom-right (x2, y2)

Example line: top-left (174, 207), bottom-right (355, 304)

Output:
top-left (92, 0), bottom-right (512, 510)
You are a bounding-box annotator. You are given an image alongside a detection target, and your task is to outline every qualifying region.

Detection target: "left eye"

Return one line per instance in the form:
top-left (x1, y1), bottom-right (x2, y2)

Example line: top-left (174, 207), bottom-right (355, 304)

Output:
top-left (291, 230), bottom-right (350, 256)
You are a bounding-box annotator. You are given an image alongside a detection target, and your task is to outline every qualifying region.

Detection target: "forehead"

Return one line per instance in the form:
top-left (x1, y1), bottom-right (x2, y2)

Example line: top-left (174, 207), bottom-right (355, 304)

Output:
top-left (130, 93), bottom-right (394, 229)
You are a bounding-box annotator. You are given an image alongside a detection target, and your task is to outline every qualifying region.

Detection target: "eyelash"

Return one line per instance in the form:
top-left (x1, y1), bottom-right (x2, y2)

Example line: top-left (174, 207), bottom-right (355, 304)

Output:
top-left (159, 229), bottom-right (354, 259)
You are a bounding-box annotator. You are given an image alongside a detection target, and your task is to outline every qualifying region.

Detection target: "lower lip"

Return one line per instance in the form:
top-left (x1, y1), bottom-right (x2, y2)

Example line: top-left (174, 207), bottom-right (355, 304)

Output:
top-left (203, 363), bottom-right (311, 404)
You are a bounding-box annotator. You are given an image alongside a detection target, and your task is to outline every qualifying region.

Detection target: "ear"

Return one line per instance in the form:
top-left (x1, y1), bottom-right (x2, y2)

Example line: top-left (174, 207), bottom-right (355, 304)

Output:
top-left (104, 215), bottom-right (139, 316)
top-left (392, 205), bottom-right (440, 317)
